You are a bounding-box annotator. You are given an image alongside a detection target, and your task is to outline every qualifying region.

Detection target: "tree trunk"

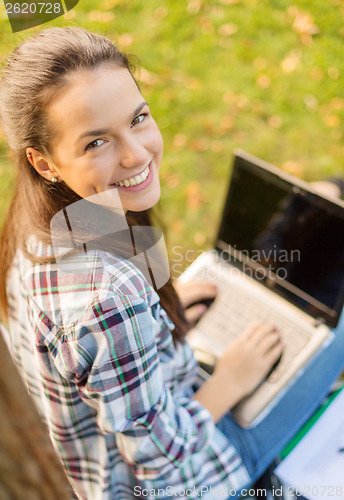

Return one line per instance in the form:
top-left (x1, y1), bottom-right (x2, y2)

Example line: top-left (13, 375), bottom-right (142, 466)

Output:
top-left (0, 332), bottom-right (73, 500)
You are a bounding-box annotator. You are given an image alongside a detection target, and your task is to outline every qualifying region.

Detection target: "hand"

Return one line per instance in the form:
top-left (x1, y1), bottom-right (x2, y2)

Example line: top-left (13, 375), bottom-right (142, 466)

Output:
top-left (214, 322), bottom-right (283, 402)
top-left (173, 279), bottom-right (217, 324)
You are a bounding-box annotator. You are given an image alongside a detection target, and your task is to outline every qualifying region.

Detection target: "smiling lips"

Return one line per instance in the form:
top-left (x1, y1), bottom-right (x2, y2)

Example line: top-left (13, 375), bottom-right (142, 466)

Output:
top-left (114, 165), bottom-right (150, 187)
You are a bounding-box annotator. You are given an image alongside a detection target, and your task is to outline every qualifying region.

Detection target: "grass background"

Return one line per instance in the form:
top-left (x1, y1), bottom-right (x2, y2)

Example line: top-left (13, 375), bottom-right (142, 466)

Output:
top-left (0, 0), bottom-right (343, 275)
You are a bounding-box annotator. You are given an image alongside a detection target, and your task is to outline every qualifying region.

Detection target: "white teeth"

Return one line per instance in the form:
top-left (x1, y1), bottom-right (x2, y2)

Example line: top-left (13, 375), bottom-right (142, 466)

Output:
top-left (114, 165), bottom-right (150, 187)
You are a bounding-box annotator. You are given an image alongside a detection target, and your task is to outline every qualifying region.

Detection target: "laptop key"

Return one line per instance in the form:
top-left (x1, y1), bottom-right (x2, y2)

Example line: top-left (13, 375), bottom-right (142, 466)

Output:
top-left (196, 278), bottom-right (313, 383)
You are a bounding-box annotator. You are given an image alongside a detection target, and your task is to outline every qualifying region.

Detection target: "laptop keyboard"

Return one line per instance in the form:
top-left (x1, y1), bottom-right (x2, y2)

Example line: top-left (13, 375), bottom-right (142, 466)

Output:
top-left (194, 267), bottom-right (314, 383)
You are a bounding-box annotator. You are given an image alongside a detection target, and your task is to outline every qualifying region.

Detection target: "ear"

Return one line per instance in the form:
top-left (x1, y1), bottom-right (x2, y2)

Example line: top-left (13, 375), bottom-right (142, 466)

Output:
top-left (26, 147), bottom-right (60, 183)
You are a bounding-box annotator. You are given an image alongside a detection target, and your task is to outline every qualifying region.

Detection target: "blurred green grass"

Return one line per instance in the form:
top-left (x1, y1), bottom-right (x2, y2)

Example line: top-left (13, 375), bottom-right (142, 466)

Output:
top-left (0, 0), bottom-right (343, 274)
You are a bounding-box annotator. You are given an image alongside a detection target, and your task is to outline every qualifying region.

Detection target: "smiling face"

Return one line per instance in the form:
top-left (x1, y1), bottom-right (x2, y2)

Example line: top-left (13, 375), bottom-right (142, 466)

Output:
top-left (43, 65), bottom-right (163, 212)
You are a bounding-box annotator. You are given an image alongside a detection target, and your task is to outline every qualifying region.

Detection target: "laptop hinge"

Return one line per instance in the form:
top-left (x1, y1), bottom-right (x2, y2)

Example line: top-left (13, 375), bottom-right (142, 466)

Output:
top-left (315, 317), bottom-right (326, 327)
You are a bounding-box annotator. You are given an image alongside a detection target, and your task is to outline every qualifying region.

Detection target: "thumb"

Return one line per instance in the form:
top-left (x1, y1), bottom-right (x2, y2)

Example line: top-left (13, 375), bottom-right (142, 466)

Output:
top-left (185, 304), bottom-right (207, 325)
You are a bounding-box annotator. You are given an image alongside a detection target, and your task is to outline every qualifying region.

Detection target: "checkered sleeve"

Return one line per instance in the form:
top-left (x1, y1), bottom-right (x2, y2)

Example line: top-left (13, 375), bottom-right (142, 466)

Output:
top-left (53, 275), bottom-right (216, 481)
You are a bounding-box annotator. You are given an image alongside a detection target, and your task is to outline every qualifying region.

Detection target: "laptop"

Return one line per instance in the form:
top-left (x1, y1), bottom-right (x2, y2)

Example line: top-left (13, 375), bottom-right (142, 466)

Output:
top-left (180, 150), bottom-right (344, 427)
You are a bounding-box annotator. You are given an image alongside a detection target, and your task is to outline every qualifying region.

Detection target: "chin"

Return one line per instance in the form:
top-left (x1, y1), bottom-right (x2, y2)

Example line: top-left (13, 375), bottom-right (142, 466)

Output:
top-left (125, 199), bottom-right (159, 213)
top-left (122, 188), bottom-right (161, 213)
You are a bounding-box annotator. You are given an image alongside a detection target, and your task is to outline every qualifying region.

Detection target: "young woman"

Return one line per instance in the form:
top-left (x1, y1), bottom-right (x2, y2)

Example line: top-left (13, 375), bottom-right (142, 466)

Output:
top-left (0, 27), bottom-right (344, 500)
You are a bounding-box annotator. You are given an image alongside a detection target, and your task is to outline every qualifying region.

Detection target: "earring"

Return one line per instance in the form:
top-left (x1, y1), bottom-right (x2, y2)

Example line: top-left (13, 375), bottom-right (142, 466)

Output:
top-left (51, 177), bottom-right (58, 183)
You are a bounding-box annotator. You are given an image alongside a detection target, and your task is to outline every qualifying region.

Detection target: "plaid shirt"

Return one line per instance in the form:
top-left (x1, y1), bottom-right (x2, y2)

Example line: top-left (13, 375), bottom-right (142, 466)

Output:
top-left (4, 238), bottom-right (249, 499)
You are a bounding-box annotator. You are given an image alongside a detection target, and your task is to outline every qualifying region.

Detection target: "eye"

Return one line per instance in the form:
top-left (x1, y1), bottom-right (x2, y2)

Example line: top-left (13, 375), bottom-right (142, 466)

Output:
top-left (85, 138), bottom-right (106, 151)
top-left (131, 112), bottom-right (150, 128)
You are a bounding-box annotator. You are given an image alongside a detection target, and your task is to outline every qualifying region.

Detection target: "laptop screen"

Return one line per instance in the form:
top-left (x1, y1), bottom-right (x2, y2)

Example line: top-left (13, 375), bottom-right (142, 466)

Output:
top-left (216, 151), bottom-right (344, 328)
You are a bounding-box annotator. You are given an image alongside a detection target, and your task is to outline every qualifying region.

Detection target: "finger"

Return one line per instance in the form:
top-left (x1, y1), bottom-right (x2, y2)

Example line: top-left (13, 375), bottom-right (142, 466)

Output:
top-left (265, 341), bottom-right (284, 364)
top-left (176, 281), bottom-right (218, 307)
top-left (256, 330), bottom-right (282, 354)
top-left (240, 322), bottom-right (276, 341)
top-left (184, 304), bottom-right (208, 324)
top-left (249, 323), bottom-right (279, 345)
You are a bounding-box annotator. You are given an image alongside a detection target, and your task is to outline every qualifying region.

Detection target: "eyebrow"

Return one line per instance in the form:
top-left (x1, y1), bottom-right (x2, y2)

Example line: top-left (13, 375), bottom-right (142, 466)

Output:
top-left (77, 101), bottom-right (149, 142)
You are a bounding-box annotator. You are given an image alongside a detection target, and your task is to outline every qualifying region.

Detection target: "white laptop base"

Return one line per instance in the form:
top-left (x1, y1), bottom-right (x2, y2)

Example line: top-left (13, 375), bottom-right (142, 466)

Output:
top-left (180, 251), bottom-right (332, 427)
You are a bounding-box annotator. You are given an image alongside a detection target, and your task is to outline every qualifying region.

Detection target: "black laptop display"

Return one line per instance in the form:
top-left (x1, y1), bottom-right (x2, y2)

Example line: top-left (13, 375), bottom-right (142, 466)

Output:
top-left (216, 152), bottom-right (344, 328)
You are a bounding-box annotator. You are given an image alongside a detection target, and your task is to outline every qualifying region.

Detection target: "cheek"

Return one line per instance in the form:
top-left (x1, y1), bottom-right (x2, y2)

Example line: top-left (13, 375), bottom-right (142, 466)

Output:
top-left (60, 160), bottom-right (110, 195)
top-left (83, 155), bottom-right (114, 182)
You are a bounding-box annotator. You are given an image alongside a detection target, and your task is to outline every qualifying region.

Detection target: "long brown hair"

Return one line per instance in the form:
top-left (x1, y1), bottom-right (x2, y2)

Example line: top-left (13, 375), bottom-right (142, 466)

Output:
top-left (0, 27), bottom-right (189, 343)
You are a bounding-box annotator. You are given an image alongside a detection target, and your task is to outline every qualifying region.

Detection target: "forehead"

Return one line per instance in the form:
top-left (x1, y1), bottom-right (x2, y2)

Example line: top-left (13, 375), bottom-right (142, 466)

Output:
top-left (47, 66), bottom-right (141, 142)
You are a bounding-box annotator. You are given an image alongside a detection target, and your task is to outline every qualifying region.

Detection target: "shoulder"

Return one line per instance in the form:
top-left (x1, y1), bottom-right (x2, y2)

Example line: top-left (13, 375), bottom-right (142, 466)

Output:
top-left (16, 244), bottom-right (162, 328)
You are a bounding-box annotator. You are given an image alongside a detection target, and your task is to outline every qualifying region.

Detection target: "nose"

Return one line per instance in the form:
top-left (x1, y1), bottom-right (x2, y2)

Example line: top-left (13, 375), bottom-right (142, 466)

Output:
top-left (119, 135), bottom-right (149, 169)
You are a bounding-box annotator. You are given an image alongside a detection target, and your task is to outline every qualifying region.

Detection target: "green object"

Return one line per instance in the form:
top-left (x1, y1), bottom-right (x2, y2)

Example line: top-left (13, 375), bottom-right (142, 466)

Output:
top-left (281, 385), bottom-right (344, 459)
